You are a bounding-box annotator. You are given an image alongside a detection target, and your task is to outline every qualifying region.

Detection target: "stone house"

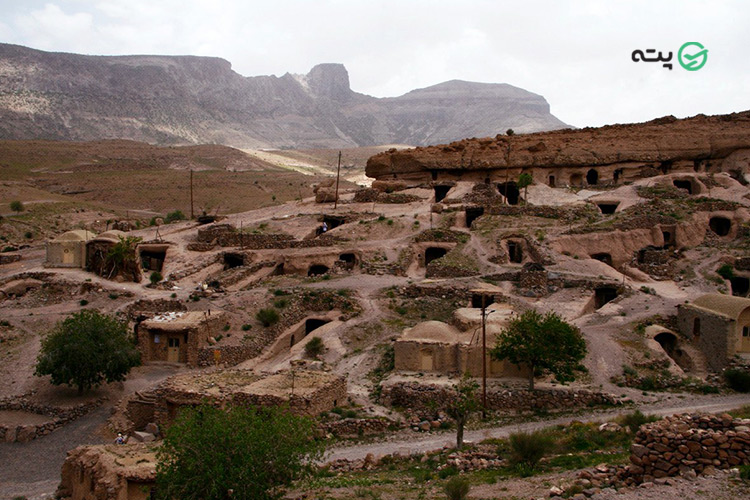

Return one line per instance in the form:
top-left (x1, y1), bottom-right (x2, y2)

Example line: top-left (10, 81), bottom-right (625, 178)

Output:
top-left (136, 311), bottom-right (226, 366)
top-left (45, 230), bottom-right (96, 268)
top-left (394, 320), bottom-right (526, 378)
top-left (676, 293), bottom-right (750, 371)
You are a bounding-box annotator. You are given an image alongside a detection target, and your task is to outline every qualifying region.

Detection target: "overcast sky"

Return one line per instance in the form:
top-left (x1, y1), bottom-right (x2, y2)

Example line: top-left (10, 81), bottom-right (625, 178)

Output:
top-left (0, 0), bottom-right (747, 128)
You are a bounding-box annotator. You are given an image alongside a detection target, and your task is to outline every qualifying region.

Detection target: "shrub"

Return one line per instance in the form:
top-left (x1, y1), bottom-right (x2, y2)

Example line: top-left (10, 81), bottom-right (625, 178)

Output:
top-left (619, 410), bottom-right (657, 433)
top-left (273, 298), bottom-right (289, 309)
top-left (10, 200), bottom-right (24, 212)
top-left (725, 368), bottom-right (750, 393)
top-left (304, 336), bottom-right (325, 358)
top-left (444, 476), bottom-right (470, 500)
top-left (256, 308), bottom-right (280, 327)
top-left (241, 324), bottom-right (252, 331)
top-left (740, 464), bottom-right (750, 482)
top-left (24, 231), bottom-right (33, 239)
top-left (79, 299), bottom-right (89, 306)
top-left (717, 264), bottom-right (735, 280)
top-left (149, 271), bottom-right (163, 285)
top-left (508, 431), bottom-right (553, 472)
top-left (165, 210), bottom-right (186, 223)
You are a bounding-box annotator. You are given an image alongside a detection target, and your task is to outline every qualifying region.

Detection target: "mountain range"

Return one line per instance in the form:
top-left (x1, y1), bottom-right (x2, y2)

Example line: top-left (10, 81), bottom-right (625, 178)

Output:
top-left (0, 43), bottom-right (568, 149)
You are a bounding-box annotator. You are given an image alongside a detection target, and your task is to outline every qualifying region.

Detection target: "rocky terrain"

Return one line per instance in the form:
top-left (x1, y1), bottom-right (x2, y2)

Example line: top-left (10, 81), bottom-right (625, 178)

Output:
top-left (0, 43), bottom-right (568, 149)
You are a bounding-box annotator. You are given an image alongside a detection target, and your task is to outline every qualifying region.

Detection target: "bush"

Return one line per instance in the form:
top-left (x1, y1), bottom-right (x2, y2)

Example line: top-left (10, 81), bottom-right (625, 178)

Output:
top-left (508, 431), bottom-right (553, 472)
top-left (619, 410), bottom-right (657, 433)
top-left (740, 464), bottom-right (750, 482)
top-left (725, 368), bottom-right (750, 392)
top-left (79, 299), bottom-right (89, 306)
top-left (10, 200), bottom-right (24, 212)
top-left (444, 476), bottom-right (470, 500)
top-left (717, 264), bottom-right (735, 280)
top-left (165, 210), bottom-right (186, 223)
top-left (241, 324), bottom-right (252, 331)
top-left (304, 336), bottom-right (325, 358)
top-left (273, 298), bottom-right (289, 309)
top-left (256, 308), bottom-right (280, 327)
top-left (150, 271), bottom-right (163, 285)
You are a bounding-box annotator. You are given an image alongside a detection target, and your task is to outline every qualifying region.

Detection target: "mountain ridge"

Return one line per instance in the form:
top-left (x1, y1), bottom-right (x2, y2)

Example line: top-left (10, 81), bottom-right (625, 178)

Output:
top-left (0, 43), bottom-right (568, 149)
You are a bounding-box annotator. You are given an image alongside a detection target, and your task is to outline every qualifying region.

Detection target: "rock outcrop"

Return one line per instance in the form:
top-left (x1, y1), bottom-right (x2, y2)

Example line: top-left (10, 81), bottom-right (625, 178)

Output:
top-left (365, 111), bottom-right (750, 185)
top-left (0, 43), bottom-right (567, 149)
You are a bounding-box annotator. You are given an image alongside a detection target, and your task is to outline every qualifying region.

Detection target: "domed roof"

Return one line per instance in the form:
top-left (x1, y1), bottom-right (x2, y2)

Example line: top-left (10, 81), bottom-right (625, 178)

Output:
top-left (96, 230), bottom-right (127, 241)
top-left (53, 229), bottom-right (96, 242)
top-left (402, 321), bottom-right (462, 344)
top-left (691, 293), bottom-right (750, 320)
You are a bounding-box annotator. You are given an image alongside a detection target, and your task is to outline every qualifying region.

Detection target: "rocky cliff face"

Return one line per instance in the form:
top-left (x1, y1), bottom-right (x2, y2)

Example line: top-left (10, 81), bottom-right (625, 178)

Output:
top-left (365, 112), bottom-right (750, 180)
top-left (0, 43), bottom-right (567, 149)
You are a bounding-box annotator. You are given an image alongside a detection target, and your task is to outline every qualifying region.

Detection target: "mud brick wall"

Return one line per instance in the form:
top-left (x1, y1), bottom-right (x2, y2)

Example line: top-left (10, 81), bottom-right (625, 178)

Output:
top-left (197, 344), bottom-right (259, 367)
top-left (629, 413), bottom-right (750, 481)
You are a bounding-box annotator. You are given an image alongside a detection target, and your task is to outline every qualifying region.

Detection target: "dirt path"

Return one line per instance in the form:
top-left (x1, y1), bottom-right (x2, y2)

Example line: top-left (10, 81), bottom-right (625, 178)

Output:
top-left (323, 393), bottom-right (750, 463)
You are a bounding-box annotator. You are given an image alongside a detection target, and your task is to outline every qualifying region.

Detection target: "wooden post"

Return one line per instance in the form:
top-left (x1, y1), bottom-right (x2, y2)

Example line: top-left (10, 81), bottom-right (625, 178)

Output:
top-left (481, 294), bottom-right (487, 419)
top-left (190, 170), bottom-right (194, 219)
top-left (334, 151), bottom-right (342, 209)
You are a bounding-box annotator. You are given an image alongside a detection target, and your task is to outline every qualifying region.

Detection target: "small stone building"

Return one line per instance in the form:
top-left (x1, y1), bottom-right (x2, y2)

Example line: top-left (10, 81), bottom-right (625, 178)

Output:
top-left (136, 311), bottom-right (226, 366)
top-left (45, 230), bottom-right (96, 268)
top-left (57, 444), bottom-right (156, 500)
top-left (677, 293), bottom-right (750, 371)
top-left (394, 320), bottom-right (526, 378)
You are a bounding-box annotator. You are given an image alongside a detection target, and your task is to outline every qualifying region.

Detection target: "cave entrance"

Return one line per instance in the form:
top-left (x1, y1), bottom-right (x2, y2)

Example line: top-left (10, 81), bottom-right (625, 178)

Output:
top-left (662, 230), bottom-right (674, 246)
top-left (434, 185), bottom-right (451, 202)
top-left (591, 253), bottom-right (613, 266)
top-left (223, 252), bottom-right (245, 270)
top-left (594, 286), bottom-right (618, 309)
top-left (339, 253), bottom-right (357, 268)
top-left (323, 215), bottom-right (346, 229)
top-left (140, 246), bottom-right (167, 272)
top-left (731, 276), bottom-right (750, 297)
top-left (709, 217), bottom-right (731, 236)
top-left (654, 331), bottom-right (677, 355)
top-left (654, 331), bottom-right (694, 371)
top-left (305, 318), bottom-right (330, 335)
top-left (425, 247), bottom-right (447, 266)
top-left (660, 161), bottom-right (673, 174)
top-left (597, 202), bottom-right (619, 215)
top-left (507, 241), bottom-right (523, 263)
top-left (614, 169), bottom-right (623, 183)
top-left (497, 182), bottom-right (520, 205)
top-left (548, 175), bottom-right (556, 187)
top-left (586, 169), bottom-right (599, 186)
top-left (273, 263), bottom-right (285, 275)
top-left (471, 294), bottom-right (495, 308)
top-left (308, 264), bottom-right (330, 276)
top-left (673, 180), bottom-right (693, 194)
top-left (465, 206), bottom-right (484, 228)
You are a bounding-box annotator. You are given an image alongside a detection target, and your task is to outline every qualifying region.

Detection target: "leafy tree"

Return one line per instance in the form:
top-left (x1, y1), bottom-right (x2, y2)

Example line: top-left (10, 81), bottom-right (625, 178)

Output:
top-left (517, 173), bottom-right (533, 205)
top-left (105, 235), bottom-right (142, 281)
top-left (506, 128), bottom-right (515, 136)
top-left (34, 310), bottom-right (140, 394)
top-left (491, 310), bottom-right (586, 390)
top-left (9, 200), bottom-right (24, 213)
top-left (445, 376), bottom-right (480, 449)
top-left (156, 403), bottom-right (322, 500)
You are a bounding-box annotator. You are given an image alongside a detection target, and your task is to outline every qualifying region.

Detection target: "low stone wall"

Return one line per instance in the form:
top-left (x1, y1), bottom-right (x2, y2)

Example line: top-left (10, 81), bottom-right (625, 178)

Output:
top-left (197, 344), bottom-right (259, 367)
top-left (629, 413), bottom-right (750, 481)
top-left (382, 383), bottom-right (621, 416)
top-left (0, 253), bottom-right (22, 265)
top-left (0, 395), bottom-right (104, 442)
top-left (321, 417), bottom-right (393, 438)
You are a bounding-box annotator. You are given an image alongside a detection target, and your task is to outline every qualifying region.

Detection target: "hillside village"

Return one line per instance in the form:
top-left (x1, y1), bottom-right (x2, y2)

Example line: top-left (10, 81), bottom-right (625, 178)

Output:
top-left (1, 111), bottom-right (750, 499)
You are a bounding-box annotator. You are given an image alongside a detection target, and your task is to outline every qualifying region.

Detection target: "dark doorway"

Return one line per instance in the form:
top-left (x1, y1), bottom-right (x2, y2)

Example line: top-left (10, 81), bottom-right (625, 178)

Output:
top-left (673, 180), bottom-right (693, 194)
top-left (586, 169), bottom-right (599, 185)
top-left (223, 252), bottom-right (245, 269)
top-left (434, 185), bottom-right (451, 202)
top-left (140, 248), bottom-right (166, 272)
top-left (431, 170), bottom-right (438, 181)
top-left (323, 215), bottom-right (346, 229)
top-left (425, 247), bottom-right (447, 266)
top-left (339, 253), bottom-right (357, 266)
top-left (654, 331), bottom-right (677, 354)
top-left (597, 203), bottom-right (619, 215)
top-left (497, 182), bottom-right (520, 205)
top-left (465, 206), bottom-right (485, 228)
top-left (273, 263), bottom-right (285, 275)
top-left (614, 169), bottom-right (623, 183)
top-left (507, 241), bottom-right (523, 263)
top-left (693, 318), bottom-right (701, 337)
top-left (662, 231), bottom-right (674, 246)
top-left (660, 161), bottom-right (673, 174)
top-left (594, 286), bottom-right (618, 309)
top-left (731, 276), bottom-right (750, 297)
top-left (471, 294), bottom-right (495, 308)
top-left (591, 253), bottom-right (613, 266)
top-left (308, 264), bottom-right (330, 276)
top-left (548, 175), bottom-right (556, 187)
top-left (709, 217), bottom-right (731, 236)
top-left (305, 318), bottom-right (330, 335)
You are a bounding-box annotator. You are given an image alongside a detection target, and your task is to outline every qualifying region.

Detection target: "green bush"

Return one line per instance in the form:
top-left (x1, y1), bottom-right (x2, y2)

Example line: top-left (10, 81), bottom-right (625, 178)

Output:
top-left (273, 298), bottom-right (289, 309)
top-left (717, 264), bottom-right (735, 280)
top-left (241, 324), bottom-right (252, 331)
top-left (740, 464), bottom-right (750, 482)
top-left (256, 308), bottom-right (280, 327)
top-left (165, 210), bottom-right (186, 223)
top-left (619, 410), bottom-right (657, 433)
top-left (725, 368), bottom-right (750, 392)
top-left (149, 271), bottom-right (163, 285)
top-left (444, 476), bottom-right (470, 500)
top-left (304, 336), bottom-right (325, 358)
top-left (10, 200), bottom-right (24, 212)
top-left (508, 431), bottom-right (553, 472)
top-left (79, 299), bottom-right (89, 306)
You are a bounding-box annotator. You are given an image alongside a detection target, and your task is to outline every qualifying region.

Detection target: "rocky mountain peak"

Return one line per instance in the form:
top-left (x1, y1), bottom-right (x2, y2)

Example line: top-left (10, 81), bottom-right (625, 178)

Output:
top-left (306, 63), bottom-right (352, 101)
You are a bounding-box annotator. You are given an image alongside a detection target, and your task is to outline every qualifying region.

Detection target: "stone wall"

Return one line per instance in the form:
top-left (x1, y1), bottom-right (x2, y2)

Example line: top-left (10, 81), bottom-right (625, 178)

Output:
top-left (0, 253), bottom-right (22, 265)
top-left (676, 304), bottom-right (733, 372)
top-left (628, 413), bottom-right (750, 482)
top-left (381, 382), bottom-right (621, 417)
top-left (197, 344), bottom-right (259, 367)
top-left (321, 417), bottom-right (392, 438)
top-left (0, 395), bottom-right (104, 443)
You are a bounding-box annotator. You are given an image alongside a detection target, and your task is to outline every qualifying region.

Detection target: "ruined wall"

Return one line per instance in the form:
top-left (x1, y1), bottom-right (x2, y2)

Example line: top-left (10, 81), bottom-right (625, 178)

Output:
top-left (676, 304), bottom-right (733, 372)
top-left (0, 395), bottom-right (104, 443)
top-left (628, 414), bottom-right (750, 482)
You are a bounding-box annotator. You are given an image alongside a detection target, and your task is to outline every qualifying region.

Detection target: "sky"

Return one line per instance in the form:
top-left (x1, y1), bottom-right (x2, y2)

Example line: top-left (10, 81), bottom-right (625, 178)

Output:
top-left (0, 0), bottom-right (748, 128)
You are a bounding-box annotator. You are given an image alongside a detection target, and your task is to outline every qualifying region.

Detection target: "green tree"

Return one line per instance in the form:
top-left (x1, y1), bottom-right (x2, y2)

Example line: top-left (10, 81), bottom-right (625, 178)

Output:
top-left (445, 376), bottom-right (480, 449)
top-left (105, 235), bottom-right (142, 281)
top-left (10, 200), bottom-right (24, 213)
top-left (517, 173), bottom-right (533, 205)
top-left (491, 310), bottom-right (586, 390)
top-left (304, 336), bottom-right (325, 358)
top-left (156, 404), bottom-right (322, 500)
top-left (34, 310), bottom-right (140, 394)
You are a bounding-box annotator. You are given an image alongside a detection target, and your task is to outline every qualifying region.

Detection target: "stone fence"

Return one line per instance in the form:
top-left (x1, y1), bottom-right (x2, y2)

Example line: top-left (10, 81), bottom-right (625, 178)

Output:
top-left (321, 417), bottom-right (393, 438)
top-left (0, 395), bottom-right (105, 443)
top-left (628, 413), bottom-right (750, 482)
top-left (382, 383), bottom-right (621, 417)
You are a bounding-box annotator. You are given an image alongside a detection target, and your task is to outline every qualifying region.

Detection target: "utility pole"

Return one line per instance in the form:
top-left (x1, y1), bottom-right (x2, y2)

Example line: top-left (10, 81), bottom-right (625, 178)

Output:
top-left (190, 170), bottom-right (194, 219)
top-left (481, 294), bottom-right (487, 419)
top-left (334, 151), bottom-right (342, 209)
